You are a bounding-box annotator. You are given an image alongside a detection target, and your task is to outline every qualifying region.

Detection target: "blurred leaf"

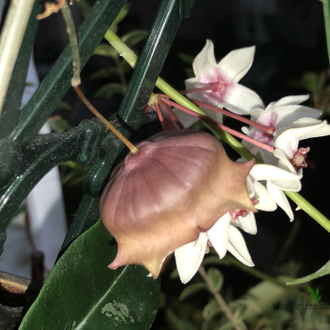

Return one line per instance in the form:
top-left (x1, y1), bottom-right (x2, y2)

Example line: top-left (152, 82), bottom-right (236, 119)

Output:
top-left (203, 256), bottom-right (225, 266)
top-left (110, 4), bottom-right (130, 33)
top-left (315, 288), bottom-right (319, 297)
top-left (19, 220), bottom-right (160, 330)
top-left (165, 308), bottom-right (199, 330)
top-left (202, 300), bottom-right (221, 320)
top-left (207, 267), bottom-right (224, 293)
top-left (56, 101), bottom-right (72, 110)
top-left (94, 44), bottom-right (118, 59)
top-left (94, 83), bottom-right (126, 98)
top-left (318, 295), bottom-right (322, 301)
top-left (122, 30), bottom-right (148, 48)
top-left (287, 260), bottom-right (330, 285)
top-left (179, 283), bottom-right (207, 301)
top-left (91, 67), bottom-right (119, 79)
top-left (177, 52), bottom-right (194, 65)
top-left (170, 268), bottom-right (179, 279)
top-left (47, 116), bottom-right (71, 131)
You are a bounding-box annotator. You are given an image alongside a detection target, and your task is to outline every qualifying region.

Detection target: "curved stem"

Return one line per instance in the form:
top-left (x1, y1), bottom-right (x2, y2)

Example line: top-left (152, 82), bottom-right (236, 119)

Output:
top-left (198, 266), bottom-right (241, 330)
top-left (60, 1), bottom-right (81, 86)
top-left (74, 86), bottom-right (139, 154)
top-left (285, 191), bottom-right (330, 233)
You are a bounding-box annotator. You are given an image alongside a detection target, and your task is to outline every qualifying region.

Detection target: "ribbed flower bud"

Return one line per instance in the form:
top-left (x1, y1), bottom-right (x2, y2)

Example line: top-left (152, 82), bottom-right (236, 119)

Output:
top-left (100, 129), bottom-right (255, 278)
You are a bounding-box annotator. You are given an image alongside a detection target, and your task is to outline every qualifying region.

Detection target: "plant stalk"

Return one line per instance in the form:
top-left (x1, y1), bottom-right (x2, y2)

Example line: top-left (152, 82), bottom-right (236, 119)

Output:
top-left (0, 0), bottom-right (35, 116)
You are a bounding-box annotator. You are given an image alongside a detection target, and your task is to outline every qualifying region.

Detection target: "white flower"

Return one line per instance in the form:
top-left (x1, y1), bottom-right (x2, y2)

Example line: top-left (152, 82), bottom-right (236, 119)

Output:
top-left (174, 163), bottom-right (300, 284)
top-left (242, 94), bottom-right (322, 165)
top-left (175, 40), bottom-right (264, 127)
top-left (174, 213), bottom-right (254, 284)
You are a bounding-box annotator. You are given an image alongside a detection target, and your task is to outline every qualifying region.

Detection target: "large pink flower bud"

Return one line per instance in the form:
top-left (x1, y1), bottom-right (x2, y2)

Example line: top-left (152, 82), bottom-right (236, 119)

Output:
top-left (100, 129), bottom-right (255, 278)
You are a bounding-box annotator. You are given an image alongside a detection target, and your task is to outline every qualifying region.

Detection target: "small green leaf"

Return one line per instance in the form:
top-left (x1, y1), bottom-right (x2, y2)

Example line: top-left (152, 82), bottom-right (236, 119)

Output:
top-left (202, 299), bottom-right (221, 320)
top-left (122, 30), bottom-right (148, 48)
top-left (94, 83), bottom-right (126, 98)
top-left (177, 52), bottom-right (194, 65)
top-left (178, 283), bottom-right (207, 301)
top-left (19, 221), bottom-right (160, 330)
top-left (311, 298), bottom-right (317, 302)
top-left (307, 286), bottom-right (315, 295)
top-left (91, 68), bottom-right (119, 80)
top-left (165, 308), bottom-right (199, 330)
top-left (287, 261), bottom-right (330, 285)
top-left (207, 267), bottom-right (224, 293)
top-left (94, 44), bottom-right (118, 58)
top-left (202, 256), bottom-right (224, 266)
top-left (318, 295), bottom-right (322, 301)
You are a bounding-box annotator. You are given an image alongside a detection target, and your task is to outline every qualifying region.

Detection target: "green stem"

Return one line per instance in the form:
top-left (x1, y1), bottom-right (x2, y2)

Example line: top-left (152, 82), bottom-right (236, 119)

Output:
top-left (324, 0), bottom-right (330, 66)
top-left (61, 1), bottom-right (81, 86)
top-left (285, 191), bottom-right (330, 233)
top-left (103, 28), bottom-right (330, 233)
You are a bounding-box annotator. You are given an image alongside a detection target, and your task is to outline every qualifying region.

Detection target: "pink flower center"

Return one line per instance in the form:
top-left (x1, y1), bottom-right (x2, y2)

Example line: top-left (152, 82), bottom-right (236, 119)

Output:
top-left (291, 147), bottom-right (310, 169)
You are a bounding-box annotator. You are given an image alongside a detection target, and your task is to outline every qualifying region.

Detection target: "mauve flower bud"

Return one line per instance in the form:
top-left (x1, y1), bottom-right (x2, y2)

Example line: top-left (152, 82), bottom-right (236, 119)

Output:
top-left (100, 129), bottom-right (255, 278)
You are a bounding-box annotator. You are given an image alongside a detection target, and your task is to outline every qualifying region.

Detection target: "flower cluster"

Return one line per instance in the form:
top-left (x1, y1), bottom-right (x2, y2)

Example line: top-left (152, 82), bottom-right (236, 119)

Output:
top-left (172, 40), bottom-right (330, 283)
top-left (100, 40), bottom-right (330, 285)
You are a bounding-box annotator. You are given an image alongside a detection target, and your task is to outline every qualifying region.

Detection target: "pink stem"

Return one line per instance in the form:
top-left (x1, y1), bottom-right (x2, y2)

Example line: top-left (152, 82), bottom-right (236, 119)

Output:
top-left (180, 85), bottom-right (214, 95)
top-left (194, 100), bottom-right (274, 135)
top-left (162, 98), bottom-right (275, 154)
top-left (154, 103), bottom-right (167, 131)
top-left (159, 99), bottom-right (185, 130)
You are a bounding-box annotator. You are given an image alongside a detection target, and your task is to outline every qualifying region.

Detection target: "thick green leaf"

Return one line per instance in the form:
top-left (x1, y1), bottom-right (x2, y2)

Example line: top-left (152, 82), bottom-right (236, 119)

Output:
top-left (178, 283), bottom-right (207, 301)
top-left (286, 260), bottom-right (330, 285)
top-left (19, 220), bottom-right (160, 330)
top-left (207, 267), bottom-right (224, 293)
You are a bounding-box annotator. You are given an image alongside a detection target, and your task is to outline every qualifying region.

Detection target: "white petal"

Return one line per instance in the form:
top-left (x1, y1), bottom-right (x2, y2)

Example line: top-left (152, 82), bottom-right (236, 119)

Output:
top-left (249, 164), bottom-right (301, 182)
top-left (217, 46), bottom-right (256, 83)
top-left (267, 181), bottom-right (294, 221)
top-left (227, 226), bottom-right (254, 266)
top-left (274, 105), bottom-right (322, 129)
top-left (275, 119), bottom-right (330, 158)
top-left (174, 233), bottom-right (208, 284)
top-left (172, 107), bottom-right (199, 128)
top-left (272, 94), bottom-right (310, 107)
top-left (291, 118), bottom-right (330, 140)
top-left (253, 182), bottom-right (277, 211)
top-left (250, 108), bottom-right (266, 122)
top-left (222, 84), bottom-right (264, 115)
top-left (206, 213), bottom-right (231, 258)
top-left (193, 40), bottom-right (218, 83)
top-left (235, 213), bottom-right (258, 235)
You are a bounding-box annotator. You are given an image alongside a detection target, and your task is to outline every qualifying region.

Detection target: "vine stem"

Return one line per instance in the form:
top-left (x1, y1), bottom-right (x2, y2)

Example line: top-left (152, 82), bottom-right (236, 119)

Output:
top-left (60, 1), bottom-right (81, 86)
top-left (323, 0), bottom-right (330, 66)
top-left (74, 86), bottom-right (139, 154)
top-left (198, 266), bottom-right (241, 330)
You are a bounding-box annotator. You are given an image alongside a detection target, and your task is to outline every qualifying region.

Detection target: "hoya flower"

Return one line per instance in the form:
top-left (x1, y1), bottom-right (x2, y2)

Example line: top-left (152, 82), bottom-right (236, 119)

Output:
top-left (242, 94), bottom-right (322, 165)
top-left (100, 129), bottom-right (256, 278)
top-left (174, 162), bottom-right (301, 283)
top-left (184, 40), bottom-right (264, 120)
